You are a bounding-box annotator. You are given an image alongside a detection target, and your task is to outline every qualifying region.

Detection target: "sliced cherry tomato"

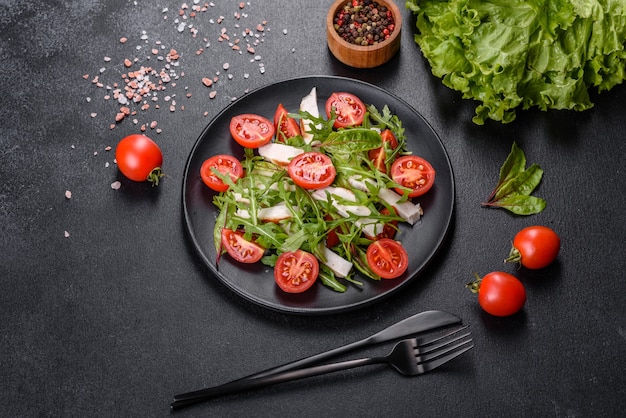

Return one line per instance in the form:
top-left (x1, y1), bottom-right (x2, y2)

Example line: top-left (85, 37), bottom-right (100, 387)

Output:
top-left (365, 238), bottom-right (409, 279)
top-left (273, 103), bottom-right (301, 142)
top-left (287, 152), bottom-right (336, 190)
top-left (325, 92), bottom-right (366, 128)
top-left (274, 250), bottom-right (319, 293)
top-left (364, 208), bottom-right (398, 240)
top-left (229, 114), bottom-right (275, 148)
top-left (368, 129), bottom-right (399, 173)
top-left (324, 215), bottom-right (341, 248)
top-left (467, 272), bottom-right (526, 317)
top-left (391, 155), bottom-right (436, 198)
top-left (221, 228), bottom-right (265, 264)
top-left (200, 154), bottom-right (244, 192)
top-left (115, 134), bottom-right (164, 185)
top-left (506, 226), bottom-right (560, 269)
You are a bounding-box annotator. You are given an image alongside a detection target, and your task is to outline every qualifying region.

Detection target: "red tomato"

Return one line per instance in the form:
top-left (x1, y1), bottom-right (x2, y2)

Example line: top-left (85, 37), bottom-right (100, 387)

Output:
top-left (325, 92), bottom-right (366, 128)
top-left (506, 226), bottom-right (560, 269)
top-left (324, 215), bottom-right (341, 248)
top-left (200, 154), bottom-right (244, 192)
top-left (221, 228), bottom-right (265, 263)
top-left (115, 134), bottom-right (163, 185)
top-left (368, 129), bottom-right (399, 173)
top-left (364, 208), bottom-right (398, 240)
top-left (391, 155), bottom-right (436, 198)
top-left (468, 272), bottom-right (526, 317)
top-left (274, 250), bottom-right (319, 293)
top-left (229, 114), bottom-right (275, 148)
top-left (365, 238), bottom-right (409, 279)
top-left (273, 103), bottom-right (301, 142)
top-left (287, 152), bottom-right (336, 190)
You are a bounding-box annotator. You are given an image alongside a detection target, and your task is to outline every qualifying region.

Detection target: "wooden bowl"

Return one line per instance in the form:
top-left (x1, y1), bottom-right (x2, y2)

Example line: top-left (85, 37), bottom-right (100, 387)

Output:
top-left (326, 0), bottom-right (402, 68)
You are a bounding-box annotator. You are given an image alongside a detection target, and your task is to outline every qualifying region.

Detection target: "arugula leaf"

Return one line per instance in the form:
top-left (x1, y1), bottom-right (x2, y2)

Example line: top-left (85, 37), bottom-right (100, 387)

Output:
top-left (482, 141), bottom-right (546, 215)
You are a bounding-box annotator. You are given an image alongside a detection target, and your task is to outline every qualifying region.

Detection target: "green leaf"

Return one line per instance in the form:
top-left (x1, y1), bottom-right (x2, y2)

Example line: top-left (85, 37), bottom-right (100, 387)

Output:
top-left (498, 141), bottom-right (527, 186)
top-left (406, 0), bottom-right (626, 124)
top-left (483, 141), bottom-right (545, 215)
top-left (321, 128), bottom-right (382, 154)
top-left (494, 163), bottom-right (544, 200)
top-left (485, 194), bottom-right (547, 215)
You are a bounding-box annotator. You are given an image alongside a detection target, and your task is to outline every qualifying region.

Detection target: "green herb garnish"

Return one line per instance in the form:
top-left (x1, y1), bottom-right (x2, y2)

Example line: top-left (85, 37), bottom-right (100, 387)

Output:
top-left (482, 142), bottom-right (546, 215)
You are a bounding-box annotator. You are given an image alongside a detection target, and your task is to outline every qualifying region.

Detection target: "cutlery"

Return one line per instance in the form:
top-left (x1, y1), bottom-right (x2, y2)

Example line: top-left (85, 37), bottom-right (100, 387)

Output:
top-left (173, 310), bottom-right (461, 402)
top-left (171, 326), bottom-right (473, 410)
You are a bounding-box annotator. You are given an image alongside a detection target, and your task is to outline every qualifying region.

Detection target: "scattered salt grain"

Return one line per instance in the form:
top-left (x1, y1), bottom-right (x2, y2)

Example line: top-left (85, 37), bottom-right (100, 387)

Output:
top-left (64, 231), bottom-right (70, 238)
top-left (111, 181), bottom-right (121, 190)
top-left (65, 190), bottom-right (72, 199)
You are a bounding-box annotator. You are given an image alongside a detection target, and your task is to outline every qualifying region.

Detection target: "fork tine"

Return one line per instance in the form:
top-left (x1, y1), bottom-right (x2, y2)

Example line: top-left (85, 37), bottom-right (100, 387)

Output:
top-left (415, 330), bottom-right (472, 358)
top-left (417, 340), bottom-right (474, 373)
top-left (414, 325), bottom-right (469, 348)
top-left (416, 334), bottom-right (473, 364)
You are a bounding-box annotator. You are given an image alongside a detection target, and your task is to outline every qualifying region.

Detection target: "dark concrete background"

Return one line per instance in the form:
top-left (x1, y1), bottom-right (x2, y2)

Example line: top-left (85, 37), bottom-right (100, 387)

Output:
top-left (1, 1), bottom-right (625, 416)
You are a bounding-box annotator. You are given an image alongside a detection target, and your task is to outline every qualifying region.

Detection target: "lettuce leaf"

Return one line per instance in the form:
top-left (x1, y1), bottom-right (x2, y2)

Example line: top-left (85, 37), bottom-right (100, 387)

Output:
top-left (406, 0), bottom-right (626, 124)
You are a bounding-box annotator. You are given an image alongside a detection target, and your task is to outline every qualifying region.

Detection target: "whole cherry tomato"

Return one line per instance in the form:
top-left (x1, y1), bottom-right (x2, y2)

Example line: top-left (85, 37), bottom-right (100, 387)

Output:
top-left (390, 155), bottom-right (436, 198)
top-left (274, 250), bottom-right (319, 293)
top-left (115, 134), bottom-right (164, 185)
top-left (467, 271), bottom-right (526, 317)
top-left (506, 226), bottom-right (560, 269)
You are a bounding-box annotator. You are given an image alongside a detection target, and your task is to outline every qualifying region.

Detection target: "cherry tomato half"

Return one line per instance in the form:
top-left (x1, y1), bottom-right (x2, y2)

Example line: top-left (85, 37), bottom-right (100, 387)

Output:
top-left (273, 103), bottom-right (301, 142)
top-left (221, 228), bottom-right (265, 264)
top-left (115, 134), bottom-right (164, 185)
top-left (325, 92), bottom-right (366, 128)
top-left (274, 250), bottom-right (319, 293)
top-left (468, 272), bottom-right (526, 317)
top-left (368, 129), bottom-right (399, 174)
top-left (200, 154), bottom-right (244, 192)
top-left (365, 238), bottom-right (409, 279)
top-left (506, 226), bottom-right (560, 269)
top-left (287, 152), bottom-right (336, 190)
top-left (391, 155), bottom-right (436, 198)
top-left (229, 114), bottom-right (275, 148)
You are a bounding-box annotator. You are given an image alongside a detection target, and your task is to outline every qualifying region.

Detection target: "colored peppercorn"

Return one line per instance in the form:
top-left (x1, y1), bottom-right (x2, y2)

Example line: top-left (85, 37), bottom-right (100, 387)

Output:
top-left (333, 0), bottom-right (395, 46)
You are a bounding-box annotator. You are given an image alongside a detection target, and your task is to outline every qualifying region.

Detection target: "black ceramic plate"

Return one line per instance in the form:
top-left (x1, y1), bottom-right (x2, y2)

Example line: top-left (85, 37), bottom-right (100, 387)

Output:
top-left (182, 76), bottom-right (454, 315)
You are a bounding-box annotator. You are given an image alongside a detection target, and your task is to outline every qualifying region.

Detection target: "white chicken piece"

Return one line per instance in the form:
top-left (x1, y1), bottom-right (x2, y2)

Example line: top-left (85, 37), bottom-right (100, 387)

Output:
top-left (311, 187), bottom-right (384, 237)
top-left (299, 87), bottom-right (320, 144)
top-left (235, 203), bottom-right (295, 222)
top-left (258, 142), bottom-right (304, 166)
top-left (318, 245), bottom-right (353, 278)
top-left (378, 188), bottom-right (423, 225)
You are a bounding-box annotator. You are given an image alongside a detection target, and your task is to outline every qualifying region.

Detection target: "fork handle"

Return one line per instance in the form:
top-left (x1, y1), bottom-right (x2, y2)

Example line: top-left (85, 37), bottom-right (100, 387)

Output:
top-left (170, 356), bottom-right (382, 411)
